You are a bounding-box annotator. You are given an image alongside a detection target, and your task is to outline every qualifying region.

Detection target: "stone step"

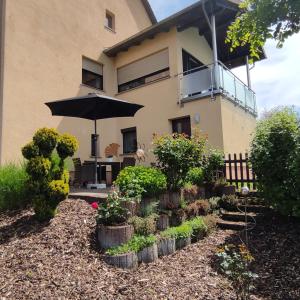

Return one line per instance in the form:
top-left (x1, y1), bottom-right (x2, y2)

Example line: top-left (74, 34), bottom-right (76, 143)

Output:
top-left (217, 220), bottom-right (250, 231)
top-left (221, 211), bottom-right (260, 222)
top-left (236, 204), bottom-right (269, 214)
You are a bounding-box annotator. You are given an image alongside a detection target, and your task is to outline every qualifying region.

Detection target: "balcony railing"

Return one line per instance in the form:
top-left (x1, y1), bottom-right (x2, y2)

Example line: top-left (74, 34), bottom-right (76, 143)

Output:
top-left (179, 61), bottom-right (257, 115)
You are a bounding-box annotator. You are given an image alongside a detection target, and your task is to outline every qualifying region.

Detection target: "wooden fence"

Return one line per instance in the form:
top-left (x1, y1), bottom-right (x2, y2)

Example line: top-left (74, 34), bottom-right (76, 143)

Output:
top-left (223, 153), bottom-right (257, 190)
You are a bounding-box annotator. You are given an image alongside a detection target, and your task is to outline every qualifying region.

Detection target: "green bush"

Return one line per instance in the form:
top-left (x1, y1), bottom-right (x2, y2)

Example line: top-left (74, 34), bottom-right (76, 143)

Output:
top-left (22, 127), bottom-right (78, 221)
top-left (161, 223), bottom-right (192, 239)
top-left (185, 217), bottom-right (207, 237)
top-left (202, 214), bottom-right (218, 233)
top-left (129, 214), bottom-right (158, 236)
top-left (96, 191), bottom-right (131, 225)
top-left (106, 234), bottom-right (157, 255)
top-left (186, 167), bottom-right (204, 186)
top-left (0, 163), bottom-right (29, 211)
top-left (250, 107), bottom-right (300, 216)
top-left (208, 197), bottom-right (221, 212)
top-left (115, 166), bottom-right (167, 198)
top-left (202, 149), bottom-right (224, 183)
top-left (153, 133), bottom-right (206, 191)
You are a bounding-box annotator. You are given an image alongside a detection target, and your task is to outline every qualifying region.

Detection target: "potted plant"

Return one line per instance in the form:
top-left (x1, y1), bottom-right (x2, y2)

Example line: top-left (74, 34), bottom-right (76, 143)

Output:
top-left (134, 235), bottom-right (158, 263)
top-left (96, 191), bottom-right (134, 250)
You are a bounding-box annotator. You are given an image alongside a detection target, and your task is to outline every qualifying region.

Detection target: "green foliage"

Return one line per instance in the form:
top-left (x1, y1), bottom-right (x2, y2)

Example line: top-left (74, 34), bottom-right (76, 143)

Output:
top-left (185, 217), bottom-right (207, 238)
top-left (115, 166), bottom-right (167, 198)
top-left (22, 127), bottom-right (78, 221)
top-left (219, 195), bottom-right (240, 211)
top-left (203, 149), bottom-right (224, 183)
top-left (140, 201), bottom-right (158, 217)
top-left (153, 133), bottom-right (206, 191)
top-left (106, 234), bottom-right (157, 255)
top-left (129, 214), bottom-right (158, 236)
top-left (250, 107), bottom-right (300, 216)
top-left (216, 244), bottom-right (258, 299)
top-left (33, 128), bottom-right (59, 157)
top-left (0, 163), bottom-right (29, 211)
top-left (186, 167), bottom-right (204, 186)
top-left (202, 214), bottom-right (219, 234)
top-left (208, 197), bottom-right (222, 212)
top-left (226, 0), bottom-right (300, 61)
top-left (96, 191), bottom-right (131, 225)
top-left (57, 133), bottom-right (79, 160)
top-left (161, 223), bottom-right (192, 240)
top-left (22, 142), bottom-right (40, 160)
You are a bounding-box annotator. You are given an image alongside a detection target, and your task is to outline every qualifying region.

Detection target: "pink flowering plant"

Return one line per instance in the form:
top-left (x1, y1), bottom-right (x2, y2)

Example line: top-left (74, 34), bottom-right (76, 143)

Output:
top-left (96, 191), bottom-right (132, 226)
top-left (91, 202), bottom-right (98, 210)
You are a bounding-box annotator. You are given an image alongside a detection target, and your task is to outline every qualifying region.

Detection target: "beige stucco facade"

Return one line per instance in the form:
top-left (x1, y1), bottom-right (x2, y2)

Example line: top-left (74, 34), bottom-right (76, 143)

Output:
top-left (0, 0), bottom-right (256, 167)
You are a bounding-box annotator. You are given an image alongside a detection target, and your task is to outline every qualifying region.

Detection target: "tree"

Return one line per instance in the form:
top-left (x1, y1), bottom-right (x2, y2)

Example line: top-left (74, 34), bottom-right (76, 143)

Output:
top-left (226, 0), bottom-right (300, 61)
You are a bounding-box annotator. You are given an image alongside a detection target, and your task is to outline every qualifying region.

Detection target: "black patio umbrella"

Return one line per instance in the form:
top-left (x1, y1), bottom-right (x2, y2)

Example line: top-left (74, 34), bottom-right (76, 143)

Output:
top-left (45, 93), bottom-right (143, 185)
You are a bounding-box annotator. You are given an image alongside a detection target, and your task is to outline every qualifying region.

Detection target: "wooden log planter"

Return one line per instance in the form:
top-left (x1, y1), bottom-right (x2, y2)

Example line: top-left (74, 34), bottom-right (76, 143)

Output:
top-left (157, 214), bottom-right (169, 231)
top-left (157, 238), bottom-right (176, 257)
top-left (104, 252), bottom-right (138, 269)
top-left (97, 224), bottom-right (134, 250)
top-left (159, 192), bottom-right (180, 210)
top-left (137, 244), bottom-right (158, 263)
top-left (175, 236), bottom-right (191, 250)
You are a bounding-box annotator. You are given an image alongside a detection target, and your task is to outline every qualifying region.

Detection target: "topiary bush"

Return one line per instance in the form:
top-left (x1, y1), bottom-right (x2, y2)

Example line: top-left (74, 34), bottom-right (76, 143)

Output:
top-left (115, 166), bottom-right (167, 198)
top-left (22, 127), bottom-right (78, 221)
top-left (250, 107), bottom-right (300, 216)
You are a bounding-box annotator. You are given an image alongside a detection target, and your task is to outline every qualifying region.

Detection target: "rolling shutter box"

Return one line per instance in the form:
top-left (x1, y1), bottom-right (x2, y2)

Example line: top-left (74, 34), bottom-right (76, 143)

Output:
top-left (117, 49), bottom-right (169, 85)
top-left (82, 57), bottom-right (103, 75)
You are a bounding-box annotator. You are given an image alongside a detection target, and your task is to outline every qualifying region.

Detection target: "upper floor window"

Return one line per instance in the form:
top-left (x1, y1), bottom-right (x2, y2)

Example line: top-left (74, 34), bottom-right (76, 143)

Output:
top-left (182, 49), bottom-right (204, 75)
top-left (105, 10), bottom-right (115, 31)
top-left (117, 49), bottom-right (169, 93)
top-left (82, 57), bottom-right (103, 90)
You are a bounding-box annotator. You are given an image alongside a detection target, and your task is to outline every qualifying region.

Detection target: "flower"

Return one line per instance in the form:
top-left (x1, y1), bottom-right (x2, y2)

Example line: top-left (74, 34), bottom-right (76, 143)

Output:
top-left (91, 202), bottom-right (98, 210)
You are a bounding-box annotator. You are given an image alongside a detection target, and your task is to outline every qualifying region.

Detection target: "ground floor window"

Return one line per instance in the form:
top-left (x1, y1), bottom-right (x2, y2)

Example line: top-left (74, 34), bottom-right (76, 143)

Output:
top-left (171, 116), bottom-right (191, 137)
top-left (121, 127), bottom-right (137, 154)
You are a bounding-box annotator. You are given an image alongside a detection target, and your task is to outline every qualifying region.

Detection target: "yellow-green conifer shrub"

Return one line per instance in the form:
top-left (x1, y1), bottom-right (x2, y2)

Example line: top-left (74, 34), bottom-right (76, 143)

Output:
top-left (22, 128), bottom-right (79, 221)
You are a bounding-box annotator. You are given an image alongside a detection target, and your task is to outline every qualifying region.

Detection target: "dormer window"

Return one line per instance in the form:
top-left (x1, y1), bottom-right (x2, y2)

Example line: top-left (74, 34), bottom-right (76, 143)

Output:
top-left (105, 10), bottom-right (115, 31)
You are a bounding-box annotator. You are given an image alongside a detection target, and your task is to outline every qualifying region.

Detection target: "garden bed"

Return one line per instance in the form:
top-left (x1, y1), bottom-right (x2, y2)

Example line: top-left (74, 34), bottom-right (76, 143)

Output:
top-left (0, 199), bottom-right (234, 299)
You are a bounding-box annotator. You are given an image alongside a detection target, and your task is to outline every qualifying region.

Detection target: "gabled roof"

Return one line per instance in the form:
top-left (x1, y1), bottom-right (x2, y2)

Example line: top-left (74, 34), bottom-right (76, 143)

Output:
top-left (105, 0), bottom-right (265, 68)
top-left (141, 0), bottom-right (157, 24)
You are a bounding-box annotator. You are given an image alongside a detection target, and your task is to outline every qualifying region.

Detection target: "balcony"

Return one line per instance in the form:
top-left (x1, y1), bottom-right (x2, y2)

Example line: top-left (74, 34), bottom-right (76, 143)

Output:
top-left (179, 61), bottom-right (257, 115)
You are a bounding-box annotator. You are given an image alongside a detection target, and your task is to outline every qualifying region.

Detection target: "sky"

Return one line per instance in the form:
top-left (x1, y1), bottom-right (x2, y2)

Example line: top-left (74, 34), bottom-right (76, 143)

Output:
top-left (148, 0), bottom-right (300, 114)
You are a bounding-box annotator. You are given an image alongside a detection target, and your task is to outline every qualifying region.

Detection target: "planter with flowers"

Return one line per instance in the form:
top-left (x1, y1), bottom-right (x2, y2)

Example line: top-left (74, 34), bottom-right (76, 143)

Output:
top-left (96, 191), bottom-right (134, 250)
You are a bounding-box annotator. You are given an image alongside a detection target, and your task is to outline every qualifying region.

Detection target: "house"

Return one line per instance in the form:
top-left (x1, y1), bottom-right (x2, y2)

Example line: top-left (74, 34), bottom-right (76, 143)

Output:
top-left (0, 0), bottom-right (264, 166)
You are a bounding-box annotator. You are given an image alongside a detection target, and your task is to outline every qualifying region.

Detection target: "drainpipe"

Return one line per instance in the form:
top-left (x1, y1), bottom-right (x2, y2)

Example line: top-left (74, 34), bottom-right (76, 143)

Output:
top-left (245, 55), bottom-right (251, 89)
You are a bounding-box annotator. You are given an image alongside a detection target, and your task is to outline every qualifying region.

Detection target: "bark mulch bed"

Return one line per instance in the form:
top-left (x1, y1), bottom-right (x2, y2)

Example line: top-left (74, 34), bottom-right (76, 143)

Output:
top-left (0, 199), bottom-right (235, 300)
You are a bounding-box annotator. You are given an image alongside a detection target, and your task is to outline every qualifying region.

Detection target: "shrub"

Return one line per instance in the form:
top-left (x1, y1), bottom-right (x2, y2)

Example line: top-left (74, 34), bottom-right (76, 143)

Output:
top-left (22, 127), bottom-right (78, 221)
top-left (153, 133), bottom-right (206, 191)
top-left (182, 182), bottom-right (198, 203)
top-left (208, 197), bottom-right (221, 212)
top-left (203, 214), bottom-right (219, 233)
top-left (250, 107), bottom-right (300, 216)
top-left (96, 191), bottom-right (131, 225)
top-left (203, 149), bottom-right (224, 183)
top-left (194, 199), bottom-right (210, 216)
top-left (115, 166), bottom-right (167, 198)
top-left (186, 167), bottom-right (204, 186)
top-left (170, 208), bottom-right (187, 226)
top-left (140, 201), bottom-right (158, 217)
top-left (185, 217), bottom-right (207, 238)
top-left (161, 223), bottom-right (192, 240)
top-left (129, 214), bottom-right (158, 236)
top-left (106, 234), bottom-right (157, 255)
top-left (0, 163), bottom-right (29, 211)
top-left (219, 195), bottom-right (240, 210)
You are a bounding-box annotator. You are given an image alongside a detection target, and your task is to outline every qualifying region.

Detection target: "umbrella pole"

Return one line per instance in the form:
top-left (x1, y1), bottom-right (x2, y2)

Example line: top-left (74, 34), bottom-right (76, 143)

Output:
top-left (94, 119), bottom-right (98, 185)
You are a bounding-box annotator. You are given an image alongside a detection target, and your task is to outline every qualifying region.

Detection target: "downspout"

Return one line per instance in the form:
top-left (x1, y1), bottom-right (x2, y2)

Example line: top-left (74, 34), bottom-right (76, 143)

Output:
top-left (245, 55), bottom-right (251, 89)
top-left (202, 0), bottom-right (218, 100)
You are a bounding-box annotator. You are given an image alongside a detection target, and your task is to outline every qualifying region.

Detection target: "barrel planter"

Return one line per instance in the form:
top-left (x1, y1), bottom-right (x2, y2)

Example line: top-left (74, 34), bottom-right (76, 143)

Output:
top-left (157, 238), bottom-right (176, 257)
top-left (122, 200), bottom-right (139, 217)
top-left (156, 214), bottom-right (169, 231)
top-left (137, 244), bottom-right (158, 263)
top-left (175, 236), bottom-right (191, 250)
top-left (159, 192), bottom-right (180, 209)
top-left (97, 224), bottom-right (134, 250)
top-left (104, 252), bottom-right (138, 269)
